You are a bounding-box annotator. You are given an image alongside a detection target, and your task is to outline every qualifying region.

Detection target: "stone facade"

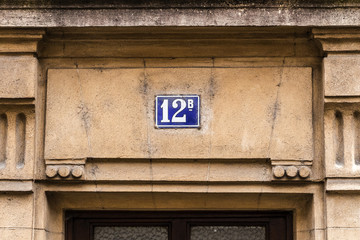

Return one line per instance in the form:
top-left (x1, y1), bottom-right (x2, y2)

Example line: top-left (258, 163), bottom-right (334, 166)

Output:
top-left (0, 1), bottom-right (360, 240)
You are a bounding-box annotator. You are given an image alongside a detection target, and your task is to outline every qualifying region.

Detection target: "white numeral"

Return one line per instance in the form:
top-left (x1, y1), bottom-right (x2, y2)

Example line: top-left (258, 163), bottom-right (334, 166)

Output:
top-left (160, 98), bottom-right (188, 123)
top-left (160, 99), bottom-right (170, 122)
top-left (172, 99), bottom-right (186, 123)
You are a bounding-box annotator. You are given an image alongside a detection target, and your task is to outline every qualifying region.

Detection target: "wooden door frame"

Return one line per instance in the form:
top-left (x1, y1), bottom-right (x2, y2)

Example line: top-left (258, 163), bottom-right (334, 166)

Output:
top-left (65, 211), bottom-right (293, 240)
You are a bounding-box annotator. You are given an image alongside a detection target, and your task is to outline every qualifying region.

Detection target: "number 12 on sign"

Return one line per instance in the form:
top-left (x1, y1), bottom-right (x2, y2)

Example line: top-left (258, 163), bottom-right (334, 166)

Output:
top-left (156, 95), bottom-right (200, 128)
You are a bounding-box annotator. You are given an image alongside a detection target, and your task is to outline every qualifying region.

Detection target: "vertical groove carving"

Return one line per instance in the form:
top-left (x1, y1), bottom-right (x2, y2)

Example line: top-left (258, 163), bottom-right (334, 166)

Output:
top-left (334, 111), bottom-right (344, 167)
top-left (0, 113), bottom-right (7, 168)
top-left (354, 111), bottom-right (360, 166)
top-left (15, 113), bottom-right (26, 169)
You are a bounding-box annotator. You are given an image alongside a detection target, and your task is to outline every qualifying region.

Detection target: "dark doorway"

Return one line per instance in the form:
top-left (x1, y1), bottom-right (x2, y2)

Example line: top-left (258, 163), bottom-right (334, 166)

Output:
top-left (66, 211), bottom-right (293, 240)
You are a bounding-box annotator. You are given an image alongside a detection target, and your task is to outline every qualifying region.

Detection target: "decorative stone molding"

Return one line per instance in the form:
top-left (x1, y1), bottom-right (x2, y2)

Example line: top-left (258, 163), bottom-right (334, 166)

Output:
top-left (0, 29), bottom-right (43, 181)
top-left (45, 159), bottom-right (86, 179)
top-left (324, 105), bottom-right (360, 177)
top-left (0, 104), bottom-right (35, 179)
top-left (272, 165), bottom-right (312, 180)
top-left (314, 29), bottom-right (360, 178)
top-left (0, 29), bottom-right (44, 53)
top-left (313, 28), bottom-right (360, 53)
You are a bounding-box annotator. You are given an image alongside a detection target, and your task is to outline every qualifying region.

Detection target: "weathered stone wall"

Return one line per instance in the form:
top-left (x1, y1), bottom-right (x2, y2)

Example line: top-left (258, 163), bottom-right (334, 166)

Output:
top-left (0, 2), bottom-right (359, 240)
top-left (1, 0), bottom-right (360, 8)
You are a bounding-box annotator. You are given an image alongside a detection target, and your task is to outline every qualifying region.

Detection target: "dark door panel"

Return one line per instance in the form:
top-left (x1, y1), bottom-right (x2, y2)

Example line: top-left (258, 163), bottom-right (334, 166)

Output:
top-left (65, 211), bottom-right (293, 240)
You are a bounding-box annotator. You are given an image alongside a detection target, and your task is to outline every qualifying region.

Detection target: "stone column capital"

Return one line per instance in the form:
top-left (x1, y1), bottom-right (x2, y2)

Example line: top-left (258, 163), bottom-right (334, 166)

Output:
top-left (0, 29), bottom-right (44, 53)
top-left (313, 28), bottom-right (360, 53)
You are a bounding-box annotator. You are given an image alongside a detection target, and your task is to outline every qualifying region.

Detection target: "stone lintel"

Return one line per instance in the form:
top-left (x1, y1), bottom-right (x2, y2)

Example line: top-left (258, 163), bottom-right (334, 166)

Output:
top-left (326, 178), bottom-right (360, 192)
top-left (0, 180), bottom-right (33, 192)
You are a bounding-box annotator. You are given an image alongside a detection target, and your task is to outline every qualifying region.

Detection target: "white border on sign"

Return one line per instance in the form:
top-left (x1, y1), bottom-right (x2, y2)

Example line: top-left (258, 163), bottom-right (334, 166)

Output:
top-left (155, 95), bottom-right (200, 128)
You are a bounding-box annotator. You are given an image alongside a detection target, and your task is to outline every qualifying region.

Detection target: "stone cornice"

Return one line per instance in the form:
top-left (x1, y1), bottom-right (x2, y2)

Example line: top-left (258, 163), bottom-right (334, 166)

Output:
top-left (1, 0), bottom-right (360, 9)
top-left (0, 8), bottom-right (360, 27)
top-left (313, 28), bottom-right (360, 53)
top-left (0, 29), bottom-right (44, 53)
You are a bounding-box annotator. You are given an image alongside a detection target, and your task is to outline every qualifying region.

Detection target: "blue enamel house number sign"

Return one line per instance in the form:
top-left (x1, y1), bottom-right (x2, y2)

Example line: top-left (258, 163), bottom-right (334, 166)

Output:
top-left (155, 95), bottom-right (200, 128)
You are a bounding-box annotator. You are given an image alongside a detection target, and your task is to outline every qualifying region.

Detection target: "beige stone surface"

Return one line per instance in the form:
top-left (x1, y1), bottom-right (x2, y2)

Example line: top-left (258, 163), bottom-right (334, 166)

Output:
top-left (273, 166), bottom-right (285, 178)
top-left (313, 29), bottom-right (360, 53)
top-left (299, 166), bottom-right (311, 178)
top-left (0, 56), bottom-right (37, 98)
top-left (324, 55), bottom-right (360, 96)
top-left (207, 161), bottom-right (271, 182)
top-left (324, 108), bottom-right (360, 177)
top-left (46, 67), bottom-right (313, 161)
top-left (0, 228), bottom-right (32, 240)
top-left (42, 39), bottom-right (295, 58)
top-left (327, 193), bottom-right (360, 230)
top-left (0, 193), bottom-right (33, 228)
top-left (326, 179), bottom-right (360, 192)
top-left (45, 166), bottom-right (57, 178)
top-left (0, 106), bottom-right (35, 179)
top-left (45, 69), bottom-right (148, 159)
top-left (286, 166), bottom-right (298, 178)
top-left (145, 58), bottom-right (213, 67)
top-left (327, 228), bottom-right (360, 240)
top-left (85, 160), bottom-right (271, 182)
top-left (0, 181), bottom-right (32, 192)
top-left (58, 166), bottom-right (70, 178)
top-left (71, 166), bottom-right (83, 178)
top-left (211, 67), bottom-right (313, 160)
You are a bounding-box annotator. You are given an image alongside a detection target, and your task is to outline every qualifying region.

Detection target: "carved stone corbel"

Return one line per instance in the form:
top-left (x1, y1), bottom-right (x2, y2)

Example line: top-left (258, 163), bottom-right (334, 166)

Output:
top-left (45, 158), bottom-right (86, 179)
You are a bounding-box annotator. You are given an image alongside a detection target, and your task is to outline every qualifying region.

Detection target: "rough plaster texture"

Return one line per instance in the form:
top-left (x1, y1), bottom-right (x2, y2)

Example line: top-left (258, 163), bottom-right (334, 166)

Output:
top-left (326, 193), bottom-right (360, 239)
top-left (45, 69), bottom-right (148, 159)
top-left (0, 193), bottom-right (33, 239)
top-left (1, 8), bottom-right (360, 27)
top-left (45, 67), bottom-right (313, 161)
top-left (3, 0), bottom-right (360, 8)
top-left (324, 55), bottom-right (360, 96)
top-left (85, 160), bottom-right (271, 182)
top-left (0, 56), bottom-right (37, 98)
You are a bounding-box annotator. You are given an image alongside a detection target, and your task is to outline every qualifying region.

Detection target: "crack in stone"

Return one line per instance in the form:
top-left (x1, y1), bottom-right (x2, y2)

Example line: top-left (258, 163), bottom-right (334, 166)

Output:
top-left (75, 63), bottom-right (92, 155)
top-left (268, 59), bottom-right (285, 157)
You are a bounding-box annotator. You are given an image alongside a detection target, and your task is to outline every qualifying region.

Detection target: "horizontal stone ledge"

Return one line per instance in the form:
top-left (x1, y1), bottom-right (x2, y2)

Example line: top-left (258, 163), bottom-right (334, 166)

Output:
top-left (40, 182), bottom-right (322, 194)
top-left (326, 178), bottom-right (360, 192)
top-left (0, 180), bottom-right (33, 193)
top-left (1, 8), bottom-right (360, 27)
top-left (2, 0), bottom-right (360, 9)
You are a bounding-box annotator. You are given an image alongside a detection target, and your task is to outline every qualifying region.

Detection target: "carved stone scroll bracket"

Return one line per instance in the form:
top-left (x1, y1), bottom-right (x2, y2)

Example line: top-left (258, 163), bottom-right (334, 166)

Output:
top-left (45, 159), bottom-right (86, 180)
top-left (271, 160), bottom-right (312, 180)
